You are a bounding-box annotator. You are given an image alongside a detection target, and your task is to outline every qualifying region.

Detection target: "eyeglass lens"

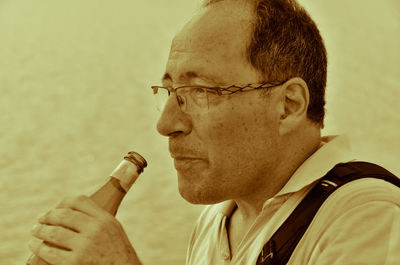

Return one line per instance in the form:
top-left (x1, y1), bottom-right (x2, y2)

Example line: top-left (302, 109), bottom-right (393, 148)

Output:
top-left (153, 86), bottom-right (209, 114)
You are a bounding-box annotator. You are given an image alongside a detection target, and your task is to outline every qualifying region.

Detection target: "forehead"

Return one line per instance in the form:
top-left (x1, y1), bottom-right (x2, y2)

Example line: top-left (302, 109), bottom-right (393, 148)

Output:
top-left (165, 1), bottom-right (258, 85)
top-left (173, 2), bottom-right (253, 52)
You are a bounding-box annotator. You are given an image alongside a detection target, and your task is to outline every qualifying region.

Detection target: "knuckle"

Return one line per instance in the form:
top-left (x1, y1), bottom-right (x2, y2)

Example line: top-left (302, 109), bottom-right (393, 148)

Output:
top-left (88, 219), bottom-right (109, 236)
top-left (69, 240), bottom-right (88, 263)
top-left (61, 249), bottom-right (82, 265)
top-left (40, 208), bottom-right (71, 225)
top-left (28, 238), bottom-right (42, 254)
top-left (60, 194), bottom-right (88, 207)
top-left (74, 194), bottom-right (89, 202)
top-left (42, 243), bottom-right (57, 260)
top-left (46, 226), bottom-right (59, 241)
top-left (54, 208), bottom-right (70, 220)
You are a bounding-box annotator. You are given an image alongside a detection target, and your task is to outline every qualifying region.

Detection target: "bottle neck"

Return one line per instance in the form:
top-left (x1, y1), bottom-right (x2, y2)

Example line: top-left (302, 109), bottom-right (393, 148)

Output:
top-left (90, 177), bottom-right (127, 216)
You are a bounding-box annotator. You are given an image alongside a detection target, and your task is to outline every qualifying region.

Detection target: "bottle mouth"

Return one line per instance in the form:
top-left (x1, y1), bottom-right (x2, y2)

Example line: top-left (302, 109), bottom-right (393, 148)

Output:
top-left (124, 151), bottom-right (147, 174)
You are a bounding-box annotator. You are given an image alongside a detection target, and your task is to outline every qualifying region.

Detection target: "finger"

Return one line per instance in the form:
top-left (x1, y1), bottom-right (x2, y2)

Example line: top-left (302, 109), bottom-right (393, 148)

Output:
top-left (26, 253), bottom-right (52, 265)
top-left (39, 208), bottom-right (91, 233)
top-left (56, 195), bottom-right (109, 218)
top-left (28, 238), bottom-right (70, 265)
top-left (31, 224), bottom-right (77, 250)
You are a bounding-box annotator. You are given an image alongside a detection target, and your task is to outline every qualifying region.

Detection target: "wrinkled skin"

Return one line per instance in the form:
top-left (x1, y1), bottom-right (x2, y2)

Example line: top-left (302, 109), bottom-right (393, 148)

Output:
top-left (29, 195), bottom-right (141, 265)
top-left (157, 1), bottom-right (285, 206)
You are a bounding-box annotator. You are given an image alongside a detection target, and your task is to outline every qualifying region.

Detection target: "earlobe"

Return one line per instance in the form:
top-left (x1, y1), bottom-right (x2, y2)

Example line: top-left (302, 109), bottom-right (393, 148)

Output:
top-left (279, 78), bottom-right (310, 134)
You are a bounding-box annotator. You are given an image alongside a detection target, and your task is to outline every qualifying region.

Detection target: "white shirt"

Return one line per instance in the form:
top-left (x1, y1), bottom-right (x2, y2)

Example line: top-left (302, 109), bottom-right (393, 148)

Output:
top-left (186, 135), bottom-right (400, 265)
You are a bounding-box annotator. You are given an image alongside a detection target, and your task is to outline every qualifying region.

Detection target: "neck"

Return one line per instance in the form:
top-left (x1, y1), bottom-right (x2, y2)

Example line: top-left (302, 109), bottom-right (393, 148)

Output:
top-left (233, 128), bottom-right (321, 224)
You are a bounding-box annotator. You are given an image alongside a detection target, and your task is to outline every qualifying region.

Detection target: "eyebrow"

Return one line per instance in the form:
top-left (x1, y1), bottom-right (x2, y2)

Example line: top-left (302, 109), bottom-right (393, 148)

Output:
top-left (161, 71), bottom-right (225, 87)
top-left (162, 71), bottom-right (199, 83)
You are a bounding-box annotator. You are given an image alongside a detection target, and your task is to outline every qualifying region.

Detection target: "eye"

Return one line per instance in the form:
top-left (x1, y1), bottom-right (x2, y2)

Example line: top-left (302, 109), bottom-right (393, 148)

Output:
top-left (190, 86), bottom-right (208, 98)
top-left (176, 94), bottom-right (185, 105)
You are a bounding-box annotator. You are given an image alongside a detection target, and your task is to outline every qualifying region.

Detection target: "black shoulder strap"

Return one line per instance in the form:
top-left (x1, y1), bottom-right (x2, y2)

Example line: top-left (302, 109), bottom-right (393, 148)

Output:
top-left (255, 161), bottom-right (400, 265)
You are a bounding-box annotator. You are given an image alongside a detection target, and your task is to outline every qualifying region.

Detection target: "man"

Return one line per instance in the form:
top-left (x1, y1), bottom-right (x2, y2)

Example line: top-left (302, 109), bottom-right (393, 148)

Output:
top-left (29, 0), bottom-right (400, 264)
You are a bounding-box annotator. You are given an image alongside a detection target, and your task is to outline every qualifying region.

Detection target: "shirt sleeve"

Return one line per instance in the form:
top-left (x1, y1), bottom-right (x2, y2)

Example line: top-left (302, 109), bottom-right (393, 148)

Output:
top-left (310, 200), bottom-right (400, 265)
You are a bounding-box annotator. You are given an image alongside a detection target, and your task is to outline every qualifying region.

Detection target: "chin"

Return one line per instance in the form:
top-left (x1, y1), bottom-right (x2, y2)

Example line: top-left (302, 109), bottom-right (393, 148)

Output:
top-left (176, 168), bottom-right (229, 204)
top-left (178, 182), bottom-right (225, 205)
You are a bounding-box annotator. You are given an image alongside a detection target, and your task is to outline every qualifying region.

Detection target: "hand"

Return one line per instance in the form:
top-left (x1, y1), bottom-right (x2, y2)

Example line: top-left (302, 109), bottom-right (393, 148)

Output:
top-left (29, 195), bottom-right (142, 265)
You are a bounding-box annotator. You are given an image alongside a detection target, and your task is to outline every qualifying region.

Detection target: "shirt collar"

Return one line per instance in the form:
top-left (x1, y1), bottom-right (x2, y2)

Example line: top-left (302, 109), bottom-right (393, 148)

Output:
top-left (275, 134), bottom-right (355, 196)
top-left (216, 135), bottom-right (355, 216)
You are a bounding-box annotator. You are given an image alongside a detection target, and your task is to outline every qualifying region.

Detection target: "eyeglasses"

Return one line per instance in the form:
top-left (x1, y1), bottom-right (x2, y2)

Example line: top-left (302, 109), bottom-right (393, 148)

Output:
top-left (151, 80), bottom-right (286, 115)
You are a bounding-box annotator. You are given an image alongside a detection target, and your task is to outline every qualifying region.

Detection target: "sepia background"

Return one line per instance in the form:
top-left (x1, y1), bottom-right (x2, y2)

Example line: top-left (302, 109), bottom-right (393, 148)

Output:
top-left (0, 0), bottom-right (399, 264)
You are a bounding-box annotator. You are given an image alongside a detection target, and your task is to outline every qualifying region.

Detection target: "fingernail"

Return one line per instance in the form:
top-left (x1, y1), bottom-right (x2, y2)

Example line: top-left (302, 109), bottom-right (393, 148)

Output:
top-left (27, 238), bottom-right (41, 252)
top-left (26, 253), bottom-right (36, 265)
top-left (37, 213), bottom-right (46, 222)
top-left (31, 224), bottom-right (39, 234)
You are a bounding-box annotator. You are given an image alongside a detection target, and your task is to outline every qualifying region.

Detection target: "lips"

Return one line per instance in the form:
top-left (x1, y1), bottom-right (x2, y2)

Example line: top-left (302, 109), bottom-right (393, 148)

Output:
top-left (169, 140), bottom-right (207, 170)
top-left (173, 157), bottom-right (205, 171)
top-left (169, 144), bottom-right (206, 161)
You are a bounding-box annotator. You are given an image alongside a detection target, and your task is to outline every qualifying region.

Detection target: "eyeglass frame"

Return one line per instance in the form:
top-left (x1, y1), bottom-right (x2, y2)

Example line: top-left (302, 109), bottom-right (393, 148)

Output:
top-left (151, 79), bottom-right (287, 112)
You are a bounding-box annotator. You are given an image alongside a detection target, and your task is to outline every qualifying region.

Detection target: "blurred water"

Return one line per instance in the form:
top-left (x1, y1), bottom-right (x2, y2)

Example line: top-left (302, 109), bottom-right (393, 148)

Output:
top-left (0, 1), bottom-right (399, 264)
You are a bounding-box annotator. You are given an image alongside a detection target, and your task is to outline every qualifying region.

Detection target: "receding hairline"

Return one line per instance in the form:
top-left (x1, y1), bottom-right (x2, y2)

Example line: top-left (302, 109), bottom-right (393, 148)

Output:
top-left (200, 0), bottom-right (327, 126)
top-left (169, 0), bottom-right (257, 65)
top-left (165, 3), bottom-right (261, 86)
top-left (202, 0), bottom-right (249, 7)
top-left (199, 0), bottom-right (256, 21)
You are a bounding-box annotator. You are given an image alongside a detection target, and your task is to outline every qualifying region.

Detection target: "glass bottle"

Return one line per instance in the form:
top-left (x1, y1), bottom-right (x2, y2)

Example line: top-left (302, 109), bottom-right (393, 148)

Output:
top-left (26, 151), bottom-right (147, 265)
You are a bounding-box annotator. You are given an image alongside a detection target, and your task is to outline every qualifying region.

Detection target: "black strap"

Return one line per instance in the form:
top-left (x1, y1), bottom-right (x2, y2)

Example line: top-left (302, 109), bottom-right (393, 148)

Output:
top-left (256, 161), bottom-right (400, 265)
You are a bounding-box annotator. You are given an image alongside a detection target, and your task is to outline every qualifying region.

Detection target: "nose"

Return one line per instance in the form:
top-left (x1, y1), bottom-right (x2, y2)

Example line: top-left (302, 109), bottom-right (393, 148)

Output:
top-left (156, 95), bottom-right (192, 137)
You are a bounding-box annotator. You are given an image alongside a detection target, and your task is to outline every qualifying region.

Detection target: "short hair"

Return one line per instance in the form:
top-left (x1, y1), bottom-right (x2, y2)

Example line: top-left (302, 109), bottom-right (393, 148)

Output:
top-left (202, 0), bottom-right (327, 127)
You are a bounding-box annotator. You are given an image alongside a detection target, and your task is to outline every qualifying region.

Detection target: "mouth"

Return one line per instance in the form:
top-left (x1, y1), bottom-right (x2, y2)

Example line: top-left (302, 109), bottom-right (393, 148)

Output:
top-left (173, 157), bottom-right (206, 171)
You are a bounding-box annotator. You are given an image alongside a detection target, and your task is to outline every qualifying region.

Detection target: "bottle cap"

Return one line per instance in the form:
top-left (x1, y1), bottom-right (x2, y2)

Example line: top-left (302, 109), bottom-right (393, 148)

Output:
top-left (110, 152), bottom-right (147, 192)
top-left (124, 151), bottom-right (147, 174)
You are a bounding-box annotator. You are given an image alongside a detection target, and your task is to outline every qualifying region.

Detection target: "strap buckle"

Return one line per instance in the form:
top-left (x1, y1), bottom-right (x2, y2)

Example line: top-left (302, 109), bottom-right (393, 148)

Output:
top-left (256, 240), bottom-right (275, 265)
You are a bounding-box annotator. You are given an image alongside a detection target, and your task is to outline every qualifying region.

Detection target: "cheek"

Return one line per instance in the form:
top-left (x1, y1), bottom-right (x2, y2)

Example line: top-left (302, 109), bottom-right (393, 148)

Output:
top-left (205, 112), bottom-right (278, 175)
top-left (209, 110), bottom-right (276, 144)
top-left (180, 106), bottom-right (280, 203)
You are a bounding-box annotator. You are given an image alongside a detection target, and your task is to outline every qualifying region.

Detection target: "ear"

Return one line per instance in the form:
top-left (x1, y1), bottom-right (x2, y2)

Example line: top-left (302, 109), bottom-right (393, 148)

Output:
top-left (279, 77), bottom-right (310, 135)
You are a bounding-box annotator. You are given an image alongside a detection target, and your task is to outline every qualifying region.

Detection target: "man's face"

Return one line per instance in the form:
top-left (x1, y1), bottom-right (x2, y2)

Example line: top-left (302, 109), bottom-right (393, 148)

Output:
top-left (157, 2), bottom-right (284, 204)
